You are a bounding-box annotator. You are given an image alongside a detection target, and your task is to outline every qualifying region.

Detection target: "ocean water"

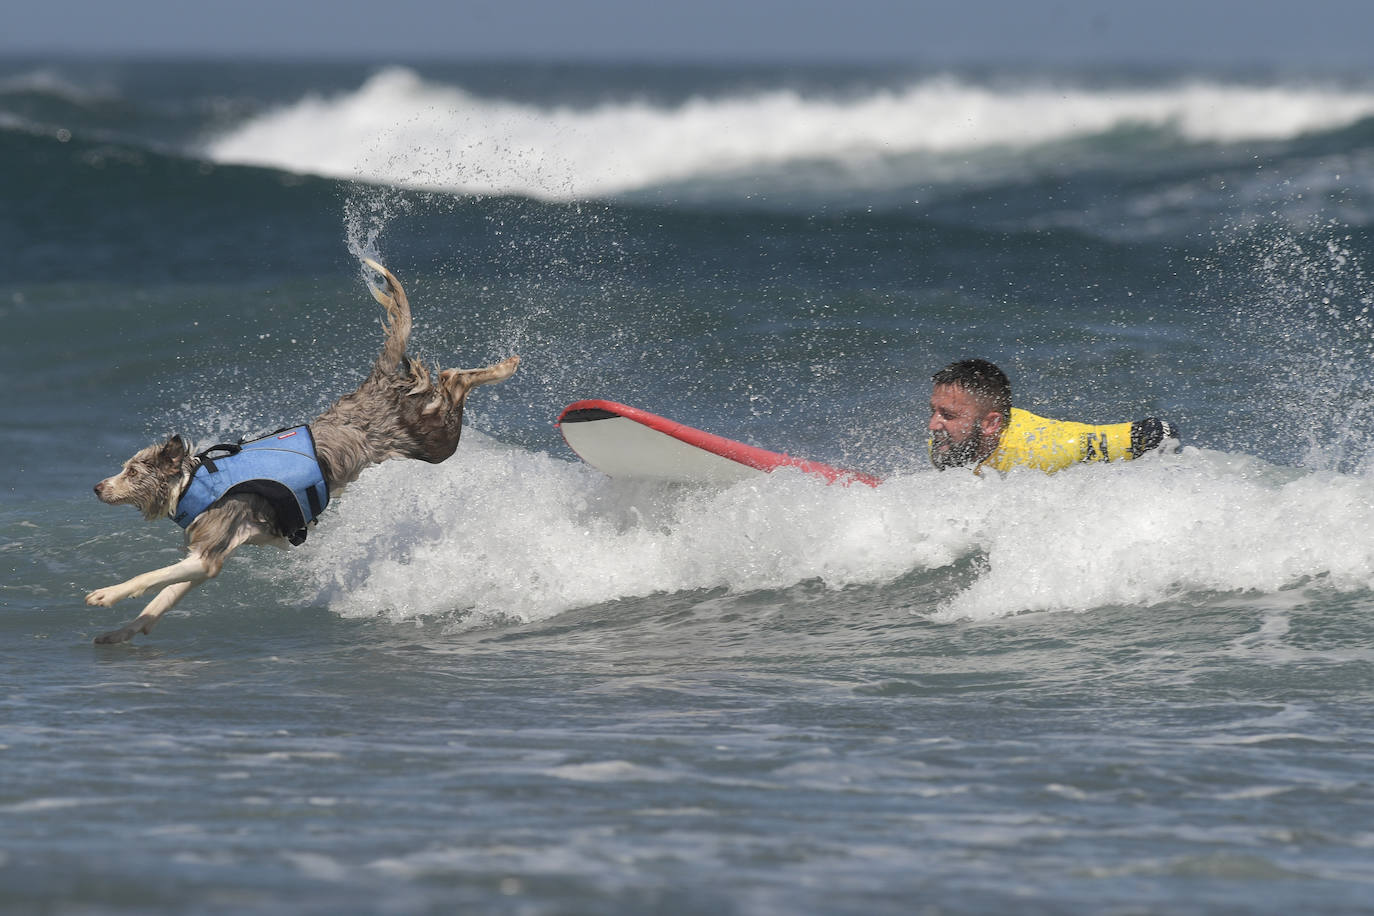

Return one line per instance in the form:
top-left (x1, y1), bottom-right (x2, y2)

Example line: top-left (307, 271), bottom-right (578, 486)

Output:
top-left (4, 57), bottom-right (1374, 913)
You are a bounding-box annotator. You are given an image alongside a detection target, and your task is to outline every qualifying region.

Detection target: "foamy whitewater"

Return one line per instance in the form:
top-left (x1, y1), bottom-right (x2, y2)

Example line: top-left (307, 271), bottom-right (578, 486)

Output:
top-left (285, 435), bottom-right (1374, 628)
top-left (5, 58), bottom-right (1374, 914)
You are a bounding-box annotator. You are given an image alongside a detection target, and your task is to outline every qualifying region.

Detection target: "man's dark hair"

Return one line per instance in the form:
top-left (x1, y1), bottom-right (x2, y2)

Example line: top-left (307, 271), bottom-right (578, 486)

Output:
top-left (931, 359), bottom-right (1012, 420)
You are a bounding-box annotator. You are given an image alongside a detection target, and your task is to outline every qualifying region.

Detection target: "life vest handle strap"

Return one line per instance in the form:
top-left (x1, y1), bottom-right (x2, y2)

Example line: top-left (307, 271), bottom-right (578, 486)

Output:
top-left (196, 442), bottom-right (242, 474)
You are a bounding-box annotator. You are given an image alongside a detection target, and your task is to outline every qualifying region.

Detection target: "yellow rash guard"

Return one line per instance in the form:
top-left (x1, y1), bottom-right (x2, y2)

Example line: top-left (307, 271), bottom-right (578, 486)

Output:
top-left (979, 408), bottom-right (1172, 473)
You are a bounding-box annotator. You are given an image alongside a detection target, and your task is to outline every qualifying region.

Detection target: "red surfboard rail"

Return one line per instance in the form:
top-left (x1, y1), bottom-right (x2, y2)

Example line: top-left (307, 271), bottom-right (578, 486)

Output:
top-left (557, 399), bottom-right (881, 487)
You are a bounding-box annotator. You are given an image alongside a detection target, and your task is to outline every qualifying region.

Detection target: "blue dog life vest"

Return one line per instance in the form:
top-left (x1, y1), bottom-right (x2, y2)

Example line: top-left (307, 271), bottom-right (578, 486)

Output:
top-left (172, 426), bottom-right (330, 546)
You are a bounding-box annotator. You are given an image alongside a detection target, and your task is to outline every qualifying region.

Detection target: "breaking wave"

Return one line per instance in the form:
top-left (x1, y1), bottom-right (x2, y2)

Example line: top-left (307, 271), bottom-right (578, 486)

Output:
top-left (202, 66), bottom-right (1374, 200)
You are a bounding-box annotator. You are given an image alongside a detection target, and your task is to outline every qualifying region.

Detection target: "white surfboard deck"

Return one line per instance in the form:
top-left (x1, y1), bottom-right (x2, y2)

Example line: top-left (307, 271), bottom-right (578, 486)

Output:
top-left (557, 400), bottom-right (880, 487)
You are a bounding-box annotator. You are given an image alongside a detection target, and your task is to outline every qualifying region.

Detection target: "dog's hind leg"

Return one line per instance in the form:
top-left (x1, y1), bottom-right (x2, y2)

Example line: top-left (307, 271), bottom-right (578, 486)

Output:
top-left (94, 580), bottom-right (199, 645)
top-left (361, 259), bottom-right (412, 374)
top-left (439, 355), bottom-right (521, 400)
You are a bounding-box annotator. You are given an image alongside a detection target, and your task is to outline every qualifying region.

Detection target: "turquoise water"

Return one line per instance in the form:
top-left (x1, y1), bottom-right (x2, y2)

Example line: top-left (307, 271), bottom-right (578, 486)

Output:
top-left (4, 58), bottom-right (1374, 913)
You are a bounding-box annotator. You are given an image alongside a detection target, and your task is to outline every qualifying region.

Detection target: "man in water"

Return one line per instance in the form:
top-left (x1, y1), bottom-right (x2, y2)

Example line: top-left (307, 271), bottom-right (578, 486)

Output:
top-left (928, 358), bottom-right (1177, 473)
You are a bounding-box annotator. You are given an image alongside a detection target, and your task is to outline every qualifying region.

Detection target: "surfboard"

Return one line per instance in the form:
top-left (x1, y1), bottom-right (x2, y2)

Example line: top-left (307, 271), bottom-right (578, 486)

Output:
top-left (557, 399), bottom-right (881, 487)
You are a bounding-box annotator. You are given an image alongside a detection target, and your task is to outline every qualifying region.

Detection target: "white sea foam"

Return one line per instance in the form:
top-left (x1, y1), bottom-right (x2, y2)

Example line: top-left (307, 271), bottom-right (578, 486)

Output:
top-left (281, 432), bottom-right (1374, 626)
top-left (547, 760), bottom-right (678, 782)
top-left (0, 67), bottom-right (117, 104)
top-left (201, 67), bottom-right (1374, 201)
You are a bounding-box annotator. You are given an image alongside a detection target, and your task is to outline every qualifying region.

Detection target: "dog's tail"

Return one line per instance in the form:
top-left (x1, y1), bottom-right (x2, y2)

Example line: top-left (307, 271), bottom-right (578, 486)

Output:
top-left (362, 259), bottom-right (412, 374)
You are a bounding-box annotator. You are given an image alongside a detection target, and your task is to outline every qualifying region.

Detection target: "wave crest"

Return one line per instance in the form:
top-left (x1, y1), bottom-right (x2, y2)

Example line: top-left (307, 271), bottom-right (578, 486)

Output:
top-left (202, 67), bottom-right (1374, 200)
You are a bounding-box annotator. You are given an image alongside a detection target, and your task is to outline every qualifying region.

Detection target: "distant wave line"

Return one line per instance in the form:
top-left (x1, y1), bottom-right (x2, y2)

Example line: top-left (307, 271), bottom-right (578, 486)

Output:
top-left (192, 66), bottom-right (1374, 200)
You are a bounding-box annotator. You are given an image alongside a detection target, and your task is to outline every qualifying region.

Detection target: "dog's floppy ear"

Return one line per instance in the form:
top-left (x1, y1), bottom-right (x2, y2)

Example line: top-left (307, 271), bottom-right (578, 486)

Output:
top-left (160, 434), bottom-right (190, 463)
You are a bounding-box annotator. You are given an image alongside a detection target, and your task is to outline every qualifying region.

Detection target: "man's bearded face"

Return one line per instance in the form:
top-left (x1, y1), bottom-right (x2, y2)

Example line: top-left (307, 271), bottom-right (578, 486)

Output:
top-left (928, 383), bottom-right (997, 469)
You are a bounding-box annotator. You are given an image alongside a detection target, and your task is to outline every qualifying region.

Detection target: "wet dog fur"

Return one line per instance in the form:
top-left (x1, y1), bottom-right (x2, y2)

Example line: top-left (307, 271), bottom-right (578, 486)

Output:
top-left (88, 260), bottom-right (519, 644)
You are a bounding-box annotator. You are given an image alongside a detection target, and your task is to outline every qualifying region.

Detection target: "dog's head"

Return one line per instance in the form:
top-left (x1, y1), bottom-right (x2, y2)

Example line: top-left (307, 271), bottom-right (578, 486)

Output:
top-left (94, 435), bottom-right (197, 520)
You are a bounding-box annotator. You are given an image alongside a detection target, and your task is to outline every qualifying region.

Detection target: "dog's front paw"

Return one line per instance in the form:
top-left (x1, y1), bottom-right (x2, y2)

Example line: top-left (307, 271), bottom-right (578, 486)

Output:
top-left (94, 625), bottom-right (138, 645)
top-left (86, 587), bottom-right (123, 607)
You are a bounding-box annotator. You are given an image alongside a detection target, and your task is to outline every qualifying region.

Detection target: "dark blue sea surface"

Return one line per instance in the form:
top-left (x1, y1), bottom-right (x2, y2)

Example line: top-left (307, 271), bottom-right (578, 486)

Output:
top-left (4, 57), bottom-right (1374, 914)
